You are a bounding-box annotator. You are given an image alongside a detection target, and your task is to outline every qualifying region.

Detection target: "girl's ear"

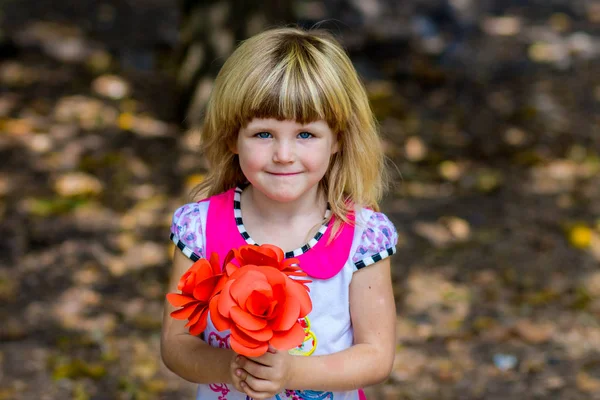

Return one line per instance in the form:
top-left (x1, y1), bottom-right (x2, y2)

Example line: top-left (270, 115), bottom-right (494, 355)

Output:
top-left (331, 134), bottom-right (341, 154)
top-left (228, 138), bottom-right (238, 154)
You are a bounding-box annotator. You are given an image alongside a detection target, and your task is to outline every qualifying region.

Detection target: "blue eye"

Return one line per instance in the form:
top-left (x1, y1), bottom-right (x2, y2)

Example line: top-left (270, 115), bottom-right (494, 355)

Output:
top-left (298, 132), bottom-right (313, 139)
top-left (256, 132), bottom-right (272, 139)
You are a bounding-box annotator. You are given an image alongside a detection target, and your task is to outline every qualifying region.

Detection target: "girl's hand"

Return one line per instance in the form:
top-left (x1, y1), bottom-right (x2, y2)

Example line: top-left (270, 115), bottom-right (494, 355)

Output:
top-left (235, 345), bottom-right (294, 399)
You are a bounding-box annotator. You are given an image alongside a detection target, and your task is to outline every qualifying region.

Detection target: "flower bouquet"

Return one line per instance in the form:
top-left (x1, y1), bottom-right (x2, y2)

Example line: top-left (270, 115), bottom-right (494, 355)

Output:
top-left (167, 244), bottom-right (312, 357)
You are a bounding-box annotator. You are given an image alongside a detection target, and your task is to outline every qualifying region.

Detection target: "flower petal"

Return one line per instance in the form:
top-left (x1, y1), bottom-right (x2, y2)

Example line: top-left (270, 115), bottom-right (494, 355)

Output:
top-left (191, 259), bottom-right (215, 281)
top-left (249, 266), bottom-right (286, 287)
top-left (178, 272), bottom-right (195, 293)
top-left (269, 322), bottom-right (306, 350)
top-left (263, 299), bottom-right (279, 319)
top-left (230, 306), bottom-right (267, 331)
top-left (259, 244), bottom-right (284, 262)
top-left (237, 324), bottom-right (274, 342)
top-left (209, 252), bottom-right (221, 275)
top-left (239, 246), bottom-right (279, 267)
top-left (211, 275), bottom-right (228, 297)
top-left (170, 302), bottom-right (199, 320)
top-left (223, 249), bottom-right (235, 266)
top-left (245, 291), bottom-right (271, 317)
top-left (192, 275), bottom-right (222, 302)
top-left (179, 259), bottom-right (214, 293)
top-left (209, 295), bottom-right (230, 331)
top-left (272, 283), bottom-right (286, 305)
top-left (188, 307), bottom-right (209, 336)
top-left (230, 325), bottom-right (266, 347)
top-left (271, 294), bottom-right (300, 331)
top-left (186, 304), bottom-right (207, 327)
top-left (217, 280), bottom-right (236, 318)
top-left (224, 262), bottom-right (239, 277)
top-left (281, 258), bottom-right (300, 268)
top-left (229, 264), bottom-right (257, 280)
top-left (230, 335), bottom-right (269, 357)
top-left (287, 279), bottom-right (312, 317)
top-left (166, 293), bottom-right (197, 307)
top-left (230, 271), bottom-right (272, 305)
top-left (293, 279), bottom-right (312, 291)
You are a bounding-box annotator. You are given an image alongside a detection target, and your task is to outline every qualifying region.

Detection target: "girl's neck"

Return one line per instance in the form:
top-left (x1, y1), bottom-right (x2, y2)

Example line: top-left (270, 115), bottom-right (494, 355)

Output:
top-left (241, 184), bottom-right (327, 224)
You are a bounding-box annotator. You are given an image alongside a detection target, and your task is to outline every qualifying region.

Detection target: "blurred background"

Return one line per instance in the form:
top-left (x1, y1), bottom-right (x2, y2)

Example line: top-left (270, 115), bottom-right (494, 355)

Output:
top-left (1, 0), bottom-right (600, 399)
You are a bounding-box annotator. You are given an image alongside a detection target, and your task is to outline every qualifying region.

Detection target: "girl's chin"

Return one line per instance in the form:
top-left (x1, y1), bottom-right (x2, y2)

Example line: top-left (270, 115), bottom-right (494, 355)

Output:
top-left (251, 184), bottom-right (316, 204)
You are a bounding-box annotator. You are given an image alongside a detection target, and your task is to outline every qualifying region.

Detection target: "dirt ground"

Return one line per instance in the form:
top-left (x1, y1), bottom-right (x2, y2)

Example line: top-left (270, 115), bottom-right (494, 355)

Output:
top-left (1, 5), bottom-right (600, 400)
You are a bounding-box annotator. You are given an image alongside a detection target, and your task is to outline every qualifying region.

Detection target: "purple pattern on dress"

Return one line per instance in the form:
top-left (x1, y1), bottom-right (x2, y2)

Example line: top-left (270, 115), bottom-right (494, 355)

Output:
top-left (170, 203), bottom-right (205, 258)
top-left (208, 332), bottom-right (231, 349)
top-left (352, 211), bottom-right (398, 264)
top-left (284, 390), bottom-right (301, 400)
top-left (208, 383), bottom-right (230, 400)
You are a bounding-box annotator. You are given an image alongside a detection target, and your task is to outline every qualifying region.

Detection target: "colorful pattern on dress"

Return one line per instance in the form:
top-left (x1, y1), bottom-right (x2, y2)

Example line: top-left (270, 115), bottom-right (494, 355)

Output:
top-left (207, 332), bottom-right (232, 398)
top-left (352, 211), bottom-right (398, 266)
top-left (288, 317), bottom-right (317, 356)
top-left (208, 383), bottom-right (230, 400)
top-left (171, 203), bottom-right (205, 258)
top-left (276, 390), bottom-right (334, 400)
top-left (208, 332), bottom-right (231, 349)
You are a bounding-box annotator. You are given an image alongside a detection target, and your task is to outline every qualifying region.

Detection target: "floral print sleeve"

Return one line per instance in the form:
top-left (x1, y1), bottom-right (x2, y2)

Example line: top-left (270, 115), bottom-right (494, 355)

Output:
top-left (352, 211), bottom-right (398, 270)
top-left (170, 203), bottom-right (205, 261)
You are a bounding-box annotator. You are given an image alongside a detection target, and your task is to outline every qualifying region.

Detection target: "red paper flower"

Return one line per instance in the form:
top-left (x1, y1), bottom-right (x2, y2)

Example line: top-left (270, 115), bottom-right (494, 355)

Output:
top-left (166, 253), bottom-right (226, 335)
top-left (209, 264), bottom-right (312, 357)
top-left (224, 244), bottom-right (311, 287)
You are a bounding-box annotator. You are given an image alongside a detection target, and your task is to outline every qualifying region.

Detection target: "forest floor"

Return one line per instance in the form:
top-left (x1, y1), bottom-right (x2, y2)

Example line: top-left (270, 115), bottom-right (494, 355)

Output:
top-left (1, 10), bottom-right (600, 400)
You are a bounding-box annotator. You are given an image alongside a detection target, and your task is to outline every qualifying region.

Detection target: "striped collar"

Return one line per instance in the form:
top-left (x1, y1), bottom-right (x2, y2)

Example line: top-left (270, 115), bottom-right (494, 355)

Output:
top-left (233, 186), bottom-right (332, 259)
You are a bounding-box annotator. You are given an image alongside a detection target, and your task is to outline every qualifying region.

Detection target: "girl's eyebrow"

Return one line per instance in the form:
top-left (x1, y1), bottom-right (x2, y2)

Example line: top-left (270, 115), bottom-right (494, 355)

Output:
top-left (245, 123), bottom-right (321, 131)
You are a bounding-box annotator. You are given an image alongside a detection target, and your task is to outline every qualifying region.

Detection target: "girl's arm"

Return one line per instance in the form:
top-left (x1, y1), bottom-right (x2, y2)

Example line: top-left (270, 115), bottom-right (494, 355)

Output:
top-left (237, 258), bottom-right (396, 396)
top-left (160, 249), bottom-right (238, 384)
top-left (289, 257), bottom-right (396, 390)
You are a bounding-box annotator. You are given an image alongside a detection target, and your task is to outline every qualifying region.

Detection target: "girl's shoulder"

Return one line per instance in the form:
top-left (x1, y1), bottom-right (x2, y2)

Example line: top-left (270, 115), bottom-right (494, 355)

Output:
top-left (351, 208), bottom-right (398, 270)
top-left (169, 201), bottom-right (210, 260)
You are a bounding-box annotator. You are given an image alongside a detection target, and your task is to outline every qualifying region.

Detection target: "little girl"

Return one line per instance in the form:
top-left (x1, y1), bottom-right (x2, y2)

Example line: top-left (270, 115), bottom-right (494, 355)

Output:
top-left (161, 27), bottom-right (398, 400)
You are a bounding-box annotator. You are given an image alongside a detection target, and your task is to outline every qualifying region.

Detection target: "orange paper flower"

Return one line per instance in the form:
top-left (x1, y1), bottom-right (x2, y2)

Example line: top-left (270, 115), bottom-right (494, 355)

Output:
top-left (209, 264), bottom-right (312, 357)
top-left (166, 253), bottom-right (226, 335)
top-left (224, 244), bottom-right (311, 287)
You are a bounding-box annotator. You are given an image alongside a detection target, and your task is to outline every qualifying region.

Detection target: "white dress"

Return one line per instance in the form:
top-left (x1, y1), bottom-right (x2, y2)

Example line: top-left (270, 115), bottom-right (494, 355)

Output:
top-left (170, 196), bottom-right (398, 400)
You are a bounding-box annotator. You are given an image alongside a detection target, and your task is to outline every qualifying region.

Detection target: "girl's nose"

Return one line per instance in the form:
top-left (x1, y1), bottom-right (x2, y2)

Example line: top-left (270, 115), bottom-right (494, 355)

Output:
top-left (273, 140), bottom-right (295, 163)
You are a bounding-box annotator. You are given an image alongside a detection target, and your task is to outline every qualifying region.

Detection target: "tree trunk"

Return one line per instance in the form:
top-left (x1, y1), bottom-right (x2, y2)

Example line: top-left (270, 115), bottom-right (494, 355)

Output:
top-left (176, 0), bottom-right (296, 126)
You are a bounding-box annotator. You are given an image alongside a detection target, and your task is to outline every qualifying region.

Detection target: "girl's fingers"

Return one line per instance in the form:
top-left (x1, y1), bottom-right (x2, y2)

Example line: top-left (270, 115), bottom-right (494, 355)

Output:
top-left (236, 368), bottom-right (248, 381)
top-left (243, 373), bottom-right (277, 394)
top-left (231, 375), bottom-right (244, 393)
top-left (241, 359), bottom-right (271, 379)
top-left (240, 380), bottom-right (274, 400)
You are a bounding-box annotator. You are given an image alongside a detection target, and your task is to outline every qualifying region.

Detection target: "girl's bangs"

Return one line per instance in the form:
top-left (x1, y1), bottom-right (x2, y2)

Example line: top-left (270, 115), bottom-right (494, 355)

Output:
top-left (237, 61), bottom-right (348, 133)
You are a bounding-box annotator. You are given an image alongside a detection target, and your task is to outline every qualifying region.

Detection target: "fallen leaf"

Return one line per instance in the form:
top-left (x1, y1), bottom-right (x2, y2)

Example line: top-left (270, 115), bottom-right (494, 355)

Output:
top-left (54, 172), bottom-right (103, 197)
top-left (513, 319), bottom-right (555, 344)
top-left (92, 75), bottom-right (130, 100)
top-left (577, 371), bottom-right (600, 393)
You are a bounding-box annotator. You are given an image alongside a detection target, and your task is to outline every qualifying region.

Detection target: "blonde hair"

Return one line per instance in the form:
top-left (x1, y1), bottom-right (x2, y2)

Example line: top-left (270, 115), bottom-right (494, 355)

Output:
top-left (194, 26), bottom-right (389, 229)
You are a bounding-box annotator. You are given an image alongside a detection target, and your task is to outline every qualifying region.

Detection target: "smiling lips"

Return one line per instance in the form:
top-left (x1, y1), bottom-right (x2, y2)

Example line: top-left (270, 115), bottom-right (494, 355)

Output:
top-left (268, 172), bottom-right (301, 176)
